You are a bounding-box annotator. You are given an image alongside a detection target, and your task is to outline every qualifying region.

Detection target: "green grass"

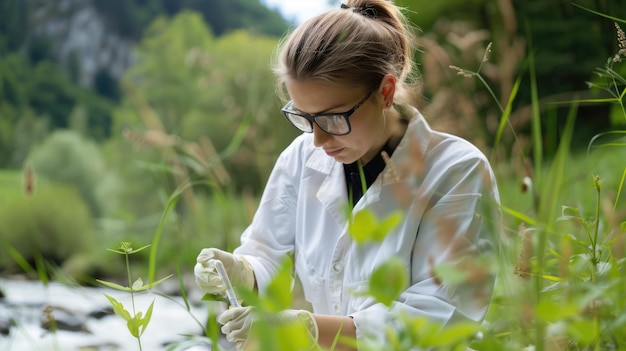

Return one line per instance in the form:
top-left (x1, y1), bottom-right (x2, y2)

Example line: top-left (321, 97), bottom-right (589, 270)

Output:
top-left (497, 144), bottom-right (626, 225)
top-left (0, 169), bottom-right (23, 206)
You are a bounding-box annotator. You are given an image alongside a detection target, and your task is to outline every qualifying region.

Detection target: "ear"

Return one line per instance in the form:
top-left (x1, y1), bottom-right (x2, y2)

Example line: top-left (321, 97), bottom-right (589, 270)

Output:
top-left (379, 74), bottom-right (397, 109)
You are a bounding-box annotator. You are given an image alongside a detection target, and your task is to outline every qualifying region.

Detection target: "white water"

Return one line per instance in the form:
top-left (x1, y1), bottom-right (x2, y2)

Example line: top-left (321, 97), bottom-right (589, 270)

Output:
top-left (0, 278), bottom-right (226, 351)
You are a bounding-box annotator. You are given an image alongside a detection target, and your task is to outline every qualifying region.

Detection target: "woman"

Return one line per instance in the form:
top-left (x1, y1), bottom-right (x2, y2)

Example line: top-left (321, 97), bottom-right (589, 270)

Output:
top-left (194, 0), bottom-right (501, 350)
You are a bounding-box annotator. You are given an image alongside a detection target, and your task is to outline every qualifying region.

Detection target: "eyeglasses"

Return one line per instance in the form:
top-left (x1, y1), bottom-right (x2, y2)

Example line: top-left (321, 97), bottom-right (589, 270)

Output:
top-left (281, 90), bottom-right (373, 136)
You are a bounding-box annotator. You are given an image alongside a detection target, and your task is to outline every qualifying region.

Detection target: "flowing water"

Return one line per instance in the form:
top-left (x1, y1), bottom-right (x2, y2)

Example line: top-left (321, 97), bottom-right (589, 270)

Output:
top-left (0, 277), bottom-right (224, 351)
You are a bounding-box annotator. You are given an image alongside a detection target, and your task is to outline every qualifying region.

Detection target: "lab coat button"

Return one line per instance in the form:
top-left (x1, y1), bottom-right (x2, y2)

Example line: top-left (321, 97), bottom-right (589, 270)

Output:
top-left (333, 304), bottom-right (340, 313)
top-left (332, 262), bottom-right (343, 272)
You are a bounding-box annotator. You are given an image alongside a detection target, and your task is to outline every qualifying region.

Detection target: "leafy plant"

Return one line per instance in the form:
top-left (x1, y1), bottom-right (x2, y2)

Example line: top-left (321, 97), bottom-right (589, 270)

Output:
top-left (347, 209), bottom-right (404, 244)
top-left (97, 242), bottom-right (172, 350)
top-left (450, 10), bottom-right (626, 351)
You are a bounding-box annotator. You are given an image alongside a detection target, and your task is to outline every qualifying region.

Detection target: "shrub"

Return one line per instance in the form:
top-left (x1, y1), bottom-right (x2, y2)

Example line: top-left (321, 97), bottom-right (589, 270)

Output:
top-left (28, 129), bottom-right (118, 217)
top-left (0, 181), bottom-right (94, 276)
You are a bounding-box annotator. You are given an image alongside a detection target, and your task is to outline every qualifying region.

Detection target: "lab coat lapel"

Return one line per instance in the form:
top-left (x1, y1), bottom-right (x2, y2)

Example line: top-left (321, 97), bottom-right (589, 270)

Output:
top-left (356, 113), bottom-right (433, 212)
top-left (306, 148), bottom-right (349, 227)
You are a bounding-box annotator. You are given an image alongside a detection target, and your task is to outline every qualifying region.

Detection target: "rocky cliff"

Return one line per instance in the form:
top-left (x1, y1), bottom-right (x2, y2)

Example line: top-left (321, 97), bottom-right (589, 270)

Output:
top-left (28, 0), bottom-right (135, 88)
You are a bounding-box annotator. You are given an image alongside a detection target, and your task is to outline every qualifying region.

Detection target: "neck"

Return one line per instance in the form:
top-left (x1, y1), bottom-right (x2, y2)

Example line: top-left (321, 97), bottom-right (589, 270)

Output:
top-left (359, 107), bottom-right (407, 165)
top-left (386, 108), bottom-right (407, 150)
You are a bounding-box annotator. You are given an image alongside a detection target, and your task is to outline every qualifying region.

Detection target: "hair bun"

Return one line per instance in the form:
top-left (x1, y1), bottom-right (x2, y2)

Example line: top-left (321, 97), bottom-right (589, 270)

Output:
top-left (341, 3), bottom-right (377, 19)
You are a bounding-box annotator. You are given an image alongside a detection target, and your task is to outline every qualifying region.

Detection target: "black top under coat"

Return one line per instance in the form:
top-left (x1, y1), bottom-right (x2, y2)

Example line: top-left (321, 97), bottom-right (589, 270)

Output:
top-left (343, 141), bottom-right (396, 206)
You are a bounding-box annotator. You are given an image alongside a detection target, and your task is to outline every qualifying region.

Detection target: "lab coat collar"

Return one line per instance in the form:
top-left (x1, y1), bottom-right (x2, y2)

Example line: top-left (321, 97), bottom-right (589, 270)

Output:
top-left (379, 108), bottom-right (433, 184)
top-left (303, 107), bottom-right (431, 174)
top-left (306, 107), bottom-right (433, 213)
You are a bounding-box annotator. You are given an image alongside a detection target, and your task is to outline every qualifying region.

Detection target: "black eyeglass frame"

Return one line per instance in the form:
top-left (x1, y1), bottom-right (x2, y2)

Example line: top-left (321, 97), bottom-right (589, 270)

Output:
top-left (281, 90), bottom-right (374, 136)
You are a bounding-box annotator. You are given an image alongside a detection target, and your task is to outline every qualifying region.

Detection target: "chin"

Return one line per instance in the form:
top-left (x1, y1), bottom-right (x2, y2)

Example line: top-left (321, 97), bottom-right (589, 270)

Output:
top-left (334, 155), bottom-right (357, 164)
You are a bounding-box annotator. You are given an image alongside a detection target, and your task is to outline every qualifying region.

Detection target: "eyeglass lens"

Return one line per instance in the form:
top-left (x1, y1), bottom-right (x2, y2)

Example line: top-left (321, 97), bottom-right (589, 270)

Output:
top-left (285, 113), bottom-right (349, 135)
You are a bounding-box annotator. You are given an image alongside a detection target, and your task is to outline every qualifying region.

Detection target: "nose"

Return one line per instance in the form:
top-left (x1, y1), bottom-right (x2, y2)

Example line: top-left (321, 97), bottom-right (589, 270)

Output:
top-left (312, 123), bottom-right (333, 148)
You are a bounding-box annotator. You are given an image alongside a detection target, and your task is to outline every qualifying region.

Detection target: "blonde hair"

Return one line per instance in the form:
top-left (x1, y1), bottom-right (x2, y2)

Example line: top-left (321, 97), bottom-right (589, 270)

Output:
top-left (273, 0), bottom-right (418, 106)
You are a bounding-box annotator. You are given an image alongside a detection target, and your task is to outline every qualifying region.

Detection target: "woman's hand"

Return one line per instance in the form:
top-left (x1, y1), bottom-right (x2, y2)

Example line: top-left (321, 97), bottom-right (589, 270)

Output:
top-left (194, 248), bottom-right (255, 296)
top-left (218, 306), bottom-right (319, 351)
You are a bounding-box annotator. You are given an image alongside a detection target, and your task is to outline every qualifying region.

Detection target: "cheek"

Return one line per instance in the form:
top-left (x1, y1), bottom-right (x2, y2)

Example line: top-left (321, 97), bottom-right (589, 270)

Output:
top-left (340, 125), bottom-right (377, 158)
top-left (349, 114), bottom-right (382, 144)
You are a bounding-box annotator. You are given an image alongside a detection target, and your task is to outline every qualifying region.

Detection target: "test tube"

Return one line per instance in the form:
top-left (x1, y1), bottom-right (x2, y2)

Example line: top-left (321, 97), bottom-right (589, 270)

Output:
top-left (210, 259), bottom-right (240, 308)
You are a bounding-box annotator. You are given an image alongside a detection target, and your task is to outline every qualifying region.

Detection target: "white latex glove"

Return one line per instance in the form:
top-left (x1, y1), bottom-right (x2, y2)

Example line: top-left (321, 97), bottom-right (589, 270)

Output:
top-left (218, 306), bottom-right (319, 351)
top-left (194, 248), bottom-right (255, 296)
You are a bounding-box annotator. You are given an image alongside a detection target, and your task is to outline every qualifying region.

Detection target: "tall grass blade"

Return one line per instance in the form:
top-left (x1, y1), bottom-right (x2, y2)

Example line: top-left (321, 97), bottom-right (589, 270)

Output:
top-left (147, 181), bottom-right (189, 284)
top-left (529, 49), bottom-right (543, 191)
top-left (492, 72), bottom-right (523, 164)
top-left (616, 167), bottom-right (626, 210)
top-left (4, 244), bottom-right (35, 274)
top-left (571, 3), bottom-right (626, 24)
top-left (587, 131), bottom-right (626, 154)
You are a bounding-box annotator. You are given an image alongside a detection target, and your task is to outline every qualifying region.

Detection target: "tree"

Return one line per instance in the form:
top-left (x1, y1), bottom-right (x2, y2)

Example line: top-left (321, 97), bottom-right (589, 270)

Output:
top-left (107, 10), bottom-right (297, 223)
top-left (91, 0), bottom-right (289, 39)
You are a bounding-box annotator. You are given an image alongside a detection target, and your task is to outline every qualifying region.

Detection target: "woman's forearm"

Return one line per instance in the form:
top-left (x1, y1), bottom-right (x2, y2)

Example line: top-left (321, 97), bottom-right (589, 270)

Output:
top-left (312, 314), bottom-right (357, 351)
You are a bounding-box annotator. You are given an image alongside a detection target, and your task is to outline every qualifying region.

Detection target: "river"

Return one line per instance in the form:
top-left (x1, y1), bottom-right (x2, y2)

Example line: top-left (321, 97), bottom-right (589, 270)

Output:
top-left (0, 277), bottom-right (229, 351)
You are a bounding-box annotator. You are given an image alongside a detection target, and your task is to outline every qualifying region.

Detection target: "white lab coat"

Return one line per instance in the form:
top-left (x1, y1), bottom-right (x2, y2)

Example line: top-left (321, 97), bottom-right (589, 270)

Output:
top-left (235, 107), bottom-right (501, 348)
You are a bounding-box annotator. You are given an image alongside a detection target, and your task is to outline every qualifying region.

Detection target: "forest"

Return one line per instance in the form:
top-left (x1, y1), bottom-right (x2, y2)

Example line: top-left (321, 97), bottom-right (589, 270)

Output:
top-left (1, 0), bottom-right (626, 349)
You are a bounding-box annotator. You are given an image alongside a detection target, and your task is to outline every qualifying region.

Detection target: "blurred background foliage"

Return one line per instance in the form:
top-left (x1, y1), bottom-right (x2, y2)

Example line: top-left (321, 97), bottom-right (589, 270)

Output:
top-left (0, 0), bottom-right (625, 284)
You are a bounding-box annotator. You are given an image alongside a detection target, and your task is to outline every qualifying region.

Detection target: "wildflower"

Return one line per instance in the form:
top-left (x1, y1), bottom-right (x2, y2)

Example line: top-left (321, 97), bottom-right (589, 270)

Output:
top-left (613, 22), bottom-right (626, 62)
top-left (520, 176), bottom-right (532, 193)
top-left (23, 163), bottom-right (35, 196)
top-left (482, 42), bottom-right (493, 63)
top-left (449, 65), bottom-right (473, 78)
top-left (514, 223), bottom-right (532, 278)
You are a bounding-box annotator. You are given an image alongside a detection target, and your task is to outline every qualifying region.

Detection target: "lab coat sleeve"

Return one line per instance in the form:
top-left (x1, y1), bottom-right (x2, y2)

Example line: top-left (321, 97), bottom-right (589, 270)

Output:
top-left (350, 151), bottom-right (501, 349)
top-left (233, 142), bottom-right (302, 293)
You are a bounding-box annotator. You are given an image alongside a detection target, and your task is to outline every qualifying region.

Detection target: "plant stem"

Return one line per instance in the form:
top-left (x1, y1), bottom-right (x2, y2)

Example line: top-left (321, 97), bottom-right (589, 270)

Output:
top-left (125, 250), bottom-right (143, 351)
top-left (476, 74), bottom-right (505, 114)
top-left (125, 252), bottom-right (136, 315)
top-left (591, 176), bottom-right (601, 282)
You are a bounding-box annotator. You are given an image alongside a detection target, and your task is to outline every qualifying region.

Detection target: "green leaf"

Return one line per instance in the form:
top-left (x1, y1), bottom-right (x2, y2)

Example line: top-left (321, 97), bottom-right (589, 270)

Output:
top-left (349, 209), bottom-right (403, 244)
top-left (201, 293), bottom-right (227, 303)
top-left (567, 319), bottom-right (599, 345)
top-left (128, 244), bottom-right (152, 254)
top-left (536, 299), bottom-right (578, 322)
top-left (104, 294), bottom-right (132, 321)
top-left (349, 210), bottom-right (377, 243)
top-left (428, 321), bottom-right (481, 347)
top-left (374, 212), bottom-right (403, 241)
top-left (98, 275), bottom-right (173, 293)
top-left (106, 242), bottom-right (151, 255)
top-left (106, 248), bottom-right (128, 255)
top-left (432, 262), bottom-right (469, 285)
top-left (99, 279), bottom-right (131, 291)
top-left (500, 205), bottom-right (538, 226)
top-left (138, 300), bottom-right (155, 337)
top-left (132, 277), bottom-right (144, 291)
top-left (367, 257), bottom-right (408, 307)
top-left (237, 287), bottom-right (261, 307)
top-left (127, 314), bottom-right (141, 338)
top-left (262, 257), bottom-right (293, 312)
top-left (136, 274), bottom-right (173, 291)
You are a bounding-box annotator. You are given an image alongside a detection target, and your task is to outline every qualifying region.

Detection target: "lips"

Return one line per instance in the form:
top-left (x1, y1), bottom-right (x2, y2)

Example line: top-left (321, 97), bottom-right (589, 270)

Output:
top-left (325, 148), bottom-right (344, 157)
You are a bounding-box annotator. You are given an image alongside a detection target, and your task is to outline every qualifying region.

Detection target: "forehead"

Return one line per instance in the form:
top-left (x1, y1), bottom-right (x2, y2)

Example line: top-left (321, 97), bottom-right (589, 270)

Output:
top-left (285, 78), bottom-right (367, 114)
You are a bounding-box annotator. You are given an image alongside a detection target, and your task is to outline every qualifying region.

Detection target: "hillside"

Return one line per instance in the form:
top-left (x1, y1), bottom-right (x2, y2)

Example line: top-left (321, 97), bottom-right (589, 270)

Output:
top-left (0, 0), bottom-right (289, 90)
